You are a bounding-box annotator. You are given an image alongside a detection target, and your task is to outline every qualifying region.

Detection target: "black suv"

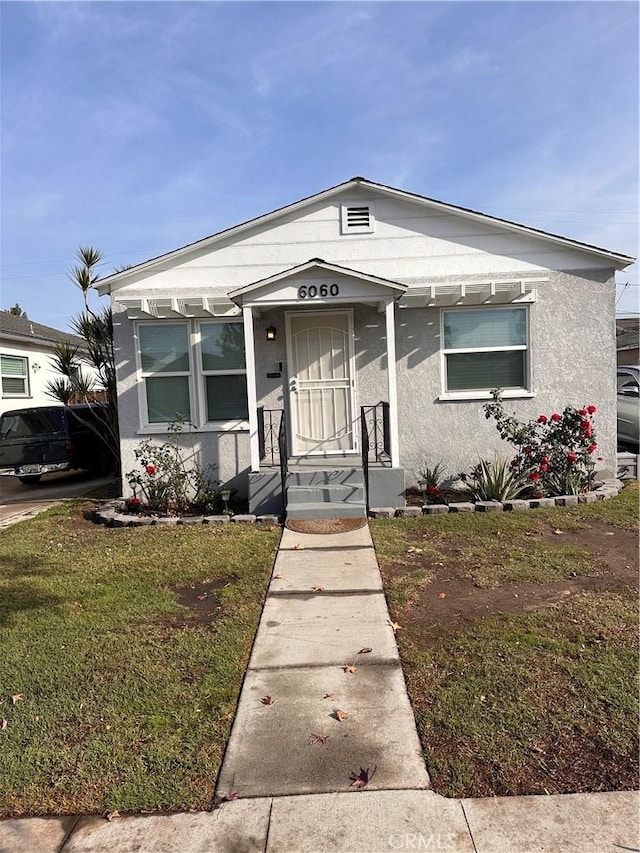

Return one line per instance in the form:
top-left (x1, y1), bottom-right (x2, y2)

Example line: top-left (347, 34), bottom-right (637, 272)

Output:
top-left (0, 404), bottom-right (113, 484)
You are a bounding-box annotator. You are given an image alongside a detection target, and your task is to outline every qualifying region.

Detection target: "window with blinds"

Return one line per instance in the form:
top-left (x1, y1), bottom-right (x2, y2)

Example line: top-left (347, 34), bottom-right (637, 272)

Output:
top-left (442, 307), bottom-right (529, 394)
top-left (138, 323), bottom-right (191, 424)
top-left (1, 355), bottom-right (29, 396)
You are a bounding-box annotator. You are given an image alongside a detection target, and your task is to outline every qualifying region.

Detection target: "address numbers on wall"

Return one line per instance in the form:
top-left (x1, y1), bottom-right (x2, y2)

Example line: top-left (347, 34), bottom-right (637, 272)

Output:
top-left (297, 284), bottom-right (339, 299)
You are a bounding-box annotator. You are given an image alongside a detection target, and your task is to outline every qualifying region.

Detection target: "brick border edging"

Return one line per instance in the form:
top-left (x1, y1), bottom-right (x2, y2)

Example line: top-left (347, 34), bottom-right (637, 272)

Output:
top-left (91, 501), bottom-right (280, 528)
top-left (369, 479), bottom-right (626, 519)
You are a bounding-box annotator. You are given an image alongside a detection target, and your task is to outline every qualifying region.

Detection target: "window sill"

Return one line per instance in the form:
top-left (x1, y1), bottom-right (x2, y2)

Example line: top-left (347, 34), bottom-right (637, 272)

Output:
top-left (438, 390), bottom-right (535, 402)
top-left (137, 421), bottom-right (249, 435)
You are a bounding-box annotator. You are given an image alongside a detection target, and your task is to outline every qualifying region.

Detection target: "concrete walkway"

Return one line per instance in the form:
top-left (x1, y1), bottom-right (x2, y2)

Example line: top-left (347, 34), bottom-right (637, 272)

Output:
top-left (1, 523), bottom-right (638, 852)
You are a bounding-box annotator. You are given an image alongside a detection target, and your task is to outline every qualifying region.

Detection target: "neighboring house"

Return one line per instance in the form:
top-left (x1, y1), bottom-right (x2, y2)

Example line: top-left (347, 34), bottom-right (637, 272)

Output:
top-left (616, 316), bottom-right (639, 365)
top-left (96, 177), bottom-right (634, 517)
top-left (0, 313), bottom-right (95, 417)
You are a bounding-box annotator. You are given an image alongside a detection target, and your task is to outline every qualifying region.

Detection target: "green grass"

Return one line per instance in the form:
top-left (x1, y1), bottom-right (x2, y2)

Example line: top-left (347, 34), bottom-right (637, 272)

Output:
top-left (0, 502), bottom-right (280, 816)
top-left (371, 484), bottom-right (639, 797)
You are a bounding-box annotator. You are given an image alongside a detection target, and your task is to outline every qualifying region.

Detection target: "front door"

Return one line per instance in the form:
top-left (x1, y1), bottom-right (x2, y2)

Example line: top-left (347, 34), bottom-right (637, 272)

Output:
top-left (286, 310), bottom-right (357, 456)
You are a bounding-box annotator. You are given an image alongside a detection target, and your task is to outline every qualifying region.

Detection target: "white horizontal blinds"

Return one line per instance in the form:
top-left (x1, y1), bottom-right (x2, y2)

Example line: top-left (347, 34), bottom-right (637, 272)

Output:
top-left (1, 355), bottom-right (28, 394)
top-left (444, 309), bottom-right (526, 349)
top-left (139, 323), bottom-right (190, 423)
top-left (444, 308), bottom-right (527, 392)
top-left (200, 322), bottom-right (248, 421)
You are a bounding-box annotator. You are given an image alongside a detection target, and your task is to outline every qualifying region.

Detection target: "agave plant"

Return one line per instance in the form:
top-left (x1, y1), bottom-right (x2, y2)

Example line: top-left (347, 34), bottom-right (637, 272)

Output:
top-left (461, 455), bottom-right (529, 501)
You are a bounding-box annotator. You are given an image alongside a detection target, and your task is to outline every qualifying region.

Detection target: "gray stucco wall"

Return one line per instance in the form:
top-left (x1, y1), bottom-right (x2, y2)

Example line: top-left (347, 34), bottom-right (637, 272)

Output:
top-left (395, 268), bottom-right (617, 483)
top-left (113, 267), bottom-right (617, 497)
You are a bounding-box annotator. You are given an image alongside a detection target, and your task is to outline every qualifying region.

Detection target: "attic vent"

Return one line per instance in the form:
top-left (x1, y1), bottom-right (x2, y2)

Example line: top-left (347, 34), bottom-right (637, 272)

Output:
top-left (341, 202), bottom-right (375, 234)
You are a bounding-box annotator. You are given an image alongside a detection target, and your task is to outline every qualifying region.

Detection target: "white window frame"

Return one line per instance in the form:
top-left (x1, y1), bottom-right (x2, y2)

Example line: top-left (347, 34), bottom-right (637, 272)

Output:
top-left (439, 305), bottom-right (534, 401)
top-left (135, 321), bottom-right (195, 431)
top-left (340, 202), bottom-right (376, 235)
top-left (196, 319), bottom-right (249, 430)
top-left (1, 354), bottom-right (30, 398)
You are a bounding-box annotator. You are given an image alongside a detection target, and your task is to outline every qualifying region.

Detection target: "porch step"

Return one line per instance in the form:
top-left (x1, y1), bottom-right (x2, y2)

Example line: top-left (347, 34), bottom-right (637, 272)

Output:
top-left (286, 484), bottom-right (365, 505)
top-left (286, 468), bottom-right (364, 487)
top-left (285, 501), bottom-right (367, 520)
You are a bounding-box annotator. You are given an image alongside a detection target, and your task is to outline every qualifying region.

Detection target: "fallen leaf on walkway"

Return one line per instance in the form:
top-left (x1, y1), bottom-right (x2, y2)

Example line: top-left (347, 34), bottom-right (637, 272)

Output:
top-left (105, 810), bottom-right (120, 822)
top-left (221, 792), bottom-right (240, 802)
top-left (273, 573), bottom-right (284, 579)
top-left (387, 620), bottom-right (402, 632)
top-left (322, 692), bottom-right (336, 699)
top-left (293, 544), bottom-right (304, 550)
top-left (11, 694), bottom-right (23, 704)
top-left (311, 585), bottom-right (324, 592)
top-left (1, 719), bottom-right (7, 730)
top-left (332, 710), bottom-right (348, 722)
top-left (438, 592), bottom-right (447, 599)
top-left (349, 767), bottom-right (370, 788)
top-left (358, 647), bottom-right (372, 655)
top-left (345, 562), bottom-right (352, 565)
top-left (308, 733), bottom-right (330, 745)
top-left (343, 665), bottom-right (357, 674)
top-left (260, 696), bottom-right (275, 705)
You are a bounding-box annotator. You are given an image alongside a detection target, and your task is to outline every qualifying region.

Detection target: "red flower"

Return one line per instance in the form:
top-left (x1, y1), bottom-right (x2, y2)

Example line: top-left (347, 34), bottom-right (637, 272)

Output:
top-left (579, 408), bottom-right (587, 416)
top-left (567, 452), bottom-right (576, 463)
top-left (541, 456), bottom-right (550, 464)
top-left (539, 464), bottom-right (548, 473)
top-left (146, 464), bottom-right (156, 475)
top-left (427, 484), bottom-right (440, 495)
top-left (587, 405), bottom-right (596, 414)
top-left (129, 496), bottom-right (141, 506)
top-left (529, 471), bottom-right (540, 481)
top-left (524, 446), bottom-right (532, 454)
top-left (551, 413), bottom-right (561, 422)
top-left (587, 443), bottom-right (597, 453)
top-left (537, 414), bottom-right (548, 424)
top-left (510, 459), bottom-right (519, 468)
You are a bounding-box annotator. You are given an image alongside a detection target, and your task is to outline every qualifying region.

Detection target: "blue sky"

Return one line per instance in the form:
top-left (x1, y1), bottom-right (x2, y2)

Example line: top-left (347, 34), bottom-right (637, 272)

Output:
top-left (1, 1), bottom-right (638, 329)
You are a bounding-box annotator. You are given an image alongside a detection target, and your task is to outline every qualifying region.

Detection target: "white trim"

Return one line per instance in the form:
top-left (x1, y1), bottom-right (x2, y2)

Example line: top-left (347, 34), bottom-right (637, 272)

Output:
top-left (340, 201), bottom-right (376, 234)
top-left (196, 318), bottom-right (248, 427)
top-left (439, 390), bottom-right (536, 402)
top-left (134, 320), bottom-right (194, 429)
top-left (0, 354), bottom-right (30, 398)
top-left (385, 300), bottom-right (400, 467)
top-left (243, 306), bottom-right (260, 472)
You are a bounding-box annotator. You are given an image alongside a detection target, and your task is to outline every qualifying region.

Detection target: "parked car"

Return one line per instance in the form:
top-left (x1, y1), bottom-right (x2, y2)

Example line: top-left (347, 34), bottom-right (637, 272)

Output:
top-left (0, 404), bottom-right (113, 484)
top-left (616, 366), bottom-right (639, 451)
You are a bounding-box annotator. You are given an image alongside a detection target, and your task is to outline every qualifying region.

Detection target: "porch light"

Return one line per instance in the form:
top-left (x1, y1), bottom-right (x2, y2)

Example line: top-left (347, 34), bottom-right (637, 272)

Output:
top-left (220, 488), bottom-right (231, 514)
top-left (266, 325), bottom-right (277, 342)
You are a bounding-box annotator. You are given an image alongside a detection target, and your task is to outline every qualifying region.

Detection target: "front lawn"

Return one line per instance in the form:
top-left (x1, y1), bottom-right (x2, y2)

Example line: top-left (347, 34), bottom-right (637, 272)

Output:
top-left (371, 483), bottom-right (639, 798)
top-left (0, 504), bottom-right (279, 817)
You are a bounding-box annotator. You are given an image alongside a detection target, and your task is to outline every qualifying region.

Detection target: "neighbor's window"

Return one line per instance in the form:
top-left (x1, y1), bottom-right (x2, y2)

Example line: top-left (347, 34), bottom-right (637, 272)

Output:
top-left (1, 355), bottom-right (29, 396)
top-left (200, 322), bottom-right (248, 422)
top-left (442, 307), bottom-right (529, 393)
top-left (138, 323), bottom-right (191, 424)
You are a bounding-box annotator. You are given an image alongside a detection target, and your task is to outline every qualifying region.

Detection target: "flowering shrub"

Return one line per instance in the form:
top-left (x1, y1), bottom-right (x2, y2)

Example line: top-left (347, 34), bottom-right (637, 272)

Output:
top-left (483, 392), bottom-right (599, 496)
top-left (417, 462), bottom-right (448, 504)
top-left (126, 421), bottom-right (219, 515)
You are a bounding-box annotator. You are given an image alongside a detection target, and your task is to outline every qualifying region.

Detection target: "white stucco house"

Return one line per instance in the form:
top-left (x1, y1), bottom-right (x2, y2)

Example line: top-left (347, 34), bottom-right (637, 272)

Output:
top-left (0, 313), bottom-right (97, 417)
top-left (96, 178), bottom-right (634, 517)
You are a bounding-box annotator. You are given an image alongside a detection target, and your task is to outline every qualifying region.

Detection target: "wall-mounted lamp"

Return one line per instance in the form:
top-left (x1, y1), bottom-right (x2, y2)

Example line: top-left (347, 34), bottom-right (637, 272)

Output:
top-left (266, 325), bottom-right (277, 342)
top-left (32, 362), bottom-right (41, 372)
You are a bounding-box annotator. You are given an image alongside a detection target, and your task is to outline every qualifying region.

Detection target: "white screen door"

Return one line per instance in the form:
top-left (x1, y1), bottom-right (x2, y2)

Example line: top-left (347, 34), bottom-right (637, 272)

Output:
top-left (286, 311), bottom-right (356, 455)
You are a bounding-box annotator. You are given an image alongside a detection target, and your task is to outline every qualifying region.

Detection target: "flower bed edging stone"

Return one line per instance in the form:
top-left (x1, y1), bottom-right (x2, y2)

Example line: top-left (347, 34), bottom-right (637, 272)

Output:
top-left (92, 500), bottom-right (281, 527)
top-left (369, 479), bottom-right (624, 519)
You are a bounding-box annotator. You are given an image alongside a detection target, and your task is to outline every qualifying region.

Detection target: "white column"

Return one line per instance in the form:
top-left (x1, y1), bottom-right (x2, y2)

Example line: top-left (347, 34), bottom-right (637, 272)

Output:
top-left (385, 299), bottom-right (400, 468)
top-left (243, 305), bottom-right (260, 472)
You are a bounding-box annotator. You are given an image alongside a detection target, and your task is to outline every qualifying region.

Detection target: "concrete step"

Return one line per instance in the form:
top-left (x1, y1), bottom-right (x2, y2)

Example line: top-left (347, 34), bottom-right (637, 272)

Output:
top-left (286, 467), bottom-right (364, 487)
top-left (286, 484), bottom-right (365, 505)
top-left (285, 501), bottom-right (367, 520)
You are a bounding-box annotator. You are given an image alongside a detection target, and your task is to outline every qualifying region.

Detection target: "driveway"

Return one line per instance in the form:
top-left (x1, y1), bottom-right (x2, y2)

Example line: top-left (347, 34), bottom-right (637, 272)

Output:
top-left (0, 470), bottom-right (117, 528)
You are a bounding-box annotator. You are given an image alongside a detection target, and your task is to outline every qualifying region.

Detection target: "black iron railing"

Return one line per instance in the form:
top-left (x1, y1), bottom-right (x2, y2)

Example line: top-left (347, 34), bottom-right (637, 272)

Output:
top-left (257, 407), bottom-right (285, 467)
top-left (360, 401), bottom-right (391, 512)
top-left (277, 411), bottom-right (288, 505)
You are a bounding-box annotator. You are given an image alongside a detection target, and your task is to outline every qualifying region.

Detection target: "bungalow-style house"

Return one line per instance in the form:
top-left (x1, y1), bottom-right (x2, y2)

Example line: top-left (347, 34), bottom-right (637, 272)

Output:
top-left (0, 312), bottom-right (95, 417)
top-left (96, 178), bottom-right (634, 518)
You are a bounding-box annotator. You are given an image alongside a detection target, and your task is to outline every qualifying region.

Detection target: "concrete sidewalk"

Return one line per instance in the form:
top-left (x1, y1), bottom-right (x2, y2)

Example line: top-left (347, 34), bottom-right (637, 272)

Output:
top-left (1, 522), bottom-right (638, 852)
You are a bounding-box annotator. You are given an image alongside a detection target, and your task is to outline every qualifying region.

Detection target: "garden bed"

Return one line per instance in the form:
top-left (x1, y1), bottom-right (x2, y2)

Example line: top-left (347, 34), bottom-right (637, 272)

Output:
top-left (370, 482), bottom-right (639, 798)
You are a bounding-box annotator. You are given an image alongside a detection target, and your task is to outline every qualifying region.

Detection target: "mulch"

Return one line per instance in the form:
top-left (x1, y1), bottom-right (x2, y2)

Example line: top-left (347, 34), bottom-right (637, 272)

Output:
top-left (285, 517), bottom-right (368, 535)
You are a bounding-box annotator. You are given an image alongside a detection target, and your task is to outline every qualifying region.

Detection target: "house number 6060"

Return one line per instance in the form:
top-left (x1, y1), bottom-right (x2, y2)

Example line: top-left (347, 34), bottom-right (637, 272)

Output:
top-left (297, 284), bottom-right (339, 299)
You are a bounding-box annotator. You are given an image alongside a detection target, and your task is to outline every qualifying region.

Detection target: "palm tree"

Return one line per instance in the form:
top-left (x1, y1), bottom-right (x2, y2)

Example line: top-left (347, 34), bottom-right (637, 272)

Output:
top-left (45, 247), bottom-right (120, 474)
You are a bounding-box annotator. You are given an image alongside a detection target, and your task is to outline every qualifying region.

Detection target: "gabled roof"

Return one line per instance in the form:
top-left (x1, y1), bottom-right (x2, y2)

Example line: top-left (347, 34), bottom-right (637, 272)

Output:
top-left (0, 312), bottom-right (84, 348)
top-left (228, 258), bottom-right (408, 304)
top-left (96, 177), bottom-right (635, 294)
